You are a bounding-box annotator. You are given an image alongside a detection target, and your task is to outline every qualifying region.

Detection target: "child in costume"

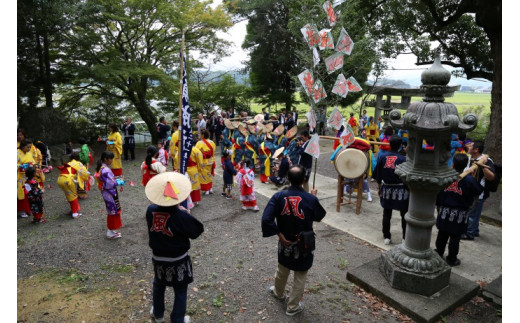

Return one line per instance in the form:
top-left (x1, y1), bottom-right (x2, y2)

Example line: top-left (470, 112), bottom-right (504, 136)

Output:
top-left (25, 166), bottom-right (45, 223)
top-left (56, 151), bottom-right (90, 218)
top-left (141, 145), bottom-right (166, 186)
top-left (157, 140), bottom-right (169, 167)
top-left (95, 151), bottom-right (123, 239)
top-left (222, 149), bottom-right (237, 199)
top-left (106, 124), bottom-right (123, 177)
top-left (78, 138), bottom-right (93, 199)
top-left (235, 159), bottom-right (259, 211)
top-left (17, 139), bottom-right (36, 218)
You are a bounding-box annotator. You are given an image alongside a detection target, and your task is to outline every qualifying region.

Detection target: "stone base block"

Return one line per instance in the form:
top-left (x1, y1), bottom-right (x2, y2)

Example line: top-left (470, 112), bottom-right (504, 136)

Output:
top-left (380, 252), bottom-right (451, 296)
top-left (347, 257), bottom-right (479, 323)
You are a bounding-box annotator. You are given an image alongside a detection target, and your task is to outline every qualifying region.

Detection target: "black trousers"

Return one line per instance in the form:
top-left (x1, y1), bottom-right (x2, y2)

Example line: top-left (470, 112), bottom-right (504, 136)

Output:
top-left (435, 230), bottom-right (461, 262)
top-left (123, 137), bottom-right (135, 160)
top-left (382, 208), bottom-right (406, 240)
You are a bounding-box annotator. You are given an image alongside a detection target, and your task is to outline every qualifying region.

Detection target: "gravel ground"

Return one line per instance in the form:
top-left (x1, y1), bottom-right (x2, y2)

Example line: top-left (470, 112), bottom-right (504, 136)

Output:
top-left (17, 145), bottom-right (501, 322)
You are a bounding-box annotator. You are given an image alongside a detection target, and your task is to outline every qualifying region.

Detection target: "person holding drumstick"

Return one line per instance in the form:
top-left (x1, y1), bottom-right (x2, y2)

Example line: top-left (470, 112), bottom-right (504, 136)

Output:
top-left (373, 135), bottom-right (409, 245)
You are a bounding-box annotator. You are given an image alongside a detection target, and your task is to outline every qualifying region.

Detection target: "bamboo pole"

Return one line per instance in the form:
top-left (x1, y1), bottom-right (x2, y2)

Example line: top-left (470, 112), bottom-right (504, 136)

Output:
top-left (318, 135), bottom-right (390, 146)
top-left (178, 30), bottom-right (185, 171)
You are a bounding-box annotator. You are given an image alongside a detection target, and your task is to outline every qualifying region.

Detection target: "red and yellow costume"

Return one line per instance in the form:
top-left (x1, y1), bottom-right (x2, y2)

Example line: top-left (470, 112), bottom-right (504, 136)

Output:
top-left (187, 146), bottom-right (204, 203)
top-left (107, 131), bottom-right (123, 176)
top-left (195, 138), bottom-right (216, 192)
top-left (17, 148), bottom-right (35, 214)
top-left (169, 129), bottom-right (180, 170)
top-left (57, 160), bottom-right (90, 215)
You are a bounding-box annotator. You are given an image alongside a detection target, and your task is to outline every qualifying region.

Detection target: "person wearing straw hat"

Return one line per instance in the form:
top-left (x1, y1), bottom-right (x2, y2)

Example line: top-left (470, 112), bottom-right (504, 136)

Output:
top-left (195, 129), bottom-right (216, 195)
top-left (145, 172), bottom-right (204, 323)
top-left (221, 118), bottom-right (234, 165)
top-left (258, 133), bottom-right (276, 184)
top-left (233, 124), bottom-right (247, 166)
top-left (262, 165), bottom-right (326, 317)
top-left (243, 125), bottom-right (259, 168)
top-left (269, 146), bottom-right (290, 187)
top-left (284, 126), bottom-right (300, 166)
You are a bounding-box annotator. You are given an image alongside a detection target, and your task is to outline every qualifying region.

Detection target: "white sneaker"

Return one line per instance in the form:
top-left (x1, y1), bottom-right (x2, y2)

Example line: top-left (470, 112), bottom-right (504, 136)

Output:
top-left (72, 213), bottom-right (82, 219)
top-left (184, 316), bottom-right (191, 323)
top-left (367, 193), bottom-right (372, 202)
top-left (107, 230), bottom-right (122, 239)
top-left (205, 191), bottom-right (210, 195)
top-left (20, 212), bottom-right (28, 218)
top-left (150, 306), bottom-right (165, 323)
top-left (242, 206), bottom-right (248, 210)
top-left (384, 238), bottom-right (392, 245)
top-left (252, 206), bottom-right (260, 212)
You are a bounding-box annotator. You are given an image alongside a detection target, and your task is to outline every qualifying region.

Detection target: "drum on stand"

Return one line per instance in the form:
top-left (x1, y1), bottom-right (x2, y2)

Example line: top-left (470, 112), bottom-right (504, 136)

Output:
top-left (333, 148), bottom-right (369, 179)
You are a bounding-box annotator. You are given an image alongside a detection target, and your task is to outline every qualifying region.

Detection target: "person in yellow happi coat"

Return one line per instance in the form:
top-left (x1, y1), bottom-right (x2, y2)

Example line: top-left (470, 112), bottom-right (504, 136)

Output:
top-left (187, 145), bottom-right (204, 205)
top-left (17, 139), bottom-right (36, 217)
top-left (106, 124), bottom-right (123, 177)
top-left (195, 129), bottom-right (216, 195)
top-left (17, 128), bottom-right (45, 188)
top-left (57, 151), bottom-right (90, 218)
top-left (169, 120), bottom-right (180, 171)
top-left (365, 116), bottom-right (380, 153)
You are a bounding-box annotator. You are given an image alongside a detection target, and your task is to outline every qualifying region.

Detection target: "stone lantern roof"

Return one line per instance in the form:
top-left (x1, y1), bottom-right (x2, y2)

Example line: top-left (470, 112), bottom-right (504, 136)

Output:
top-left (390, 57), bottom-right (477, 135)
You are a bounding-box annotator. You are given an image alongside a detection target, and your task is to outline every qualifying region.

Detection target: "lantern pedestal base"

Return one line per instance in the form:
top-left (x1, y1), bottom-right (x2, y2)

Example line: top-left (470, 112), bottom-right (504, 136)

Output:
top-left (347, 257), bottom-right (479, 323)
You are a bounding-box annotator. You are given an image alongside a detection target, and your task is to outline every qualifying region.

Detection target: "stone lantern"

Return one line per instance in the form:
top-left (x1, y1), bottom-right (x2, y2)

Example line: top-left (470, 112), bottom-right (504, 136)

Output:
top-left (379, 57), bottom-right (478, 296)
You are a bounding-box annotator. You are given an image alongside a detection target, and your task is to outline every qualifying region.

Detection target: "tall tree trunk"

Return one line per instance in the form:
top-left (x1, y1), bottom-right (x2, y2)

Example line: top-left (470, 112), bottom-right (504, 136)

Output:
top-left (35, 32), bottom-right (45, 107)
top-left (484, 29), bottom-right (501, 163)
top-left (42, 32), bottom-right (53, 109)
top-left (130, 84), bottom-right (159, 144)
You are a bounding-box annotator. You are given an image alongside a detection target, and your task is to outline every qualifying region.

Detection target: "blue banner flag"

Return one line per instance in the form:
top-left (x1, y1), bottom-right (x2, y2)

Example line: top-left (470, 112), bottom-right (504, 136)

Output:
top-left (179, 53), bottom-right (193, 175)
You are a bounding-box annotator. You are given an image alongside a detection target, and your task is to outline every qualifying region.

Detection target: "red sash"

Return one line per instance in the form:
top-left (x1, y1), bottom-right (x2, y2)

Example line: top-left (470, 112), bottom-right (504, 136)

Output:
top-left (187, 157), bottom-right (197, 167)
top-left (202, 139), bottom-right (214, 159)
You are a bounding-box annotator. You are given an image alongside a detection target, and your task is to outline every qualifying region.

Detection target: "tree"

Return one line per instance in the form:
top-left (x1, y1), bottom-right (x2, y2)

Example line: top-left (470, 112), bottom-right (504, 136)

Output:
top-left (229, 0), bottom-right (299, 111)
top-left (351, 0), bottom-right (501, 161)
top-left (60, 0), bottom-right (232, 143)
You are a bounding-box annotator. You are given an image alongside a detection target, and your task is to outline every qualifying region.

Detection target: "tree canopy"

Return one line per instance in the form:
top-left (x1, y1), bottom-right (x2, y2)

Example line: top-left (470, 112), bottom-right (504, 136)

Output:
top-left (350, 0), bottom-right (501, 161)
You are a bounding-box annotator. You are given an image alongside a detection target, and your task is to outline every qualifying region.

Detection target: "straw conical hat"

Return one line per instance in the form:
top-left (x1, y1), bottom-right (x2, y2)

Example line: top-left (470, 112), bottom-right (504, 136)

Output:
top-left (238, 124), bottom-right (249, 137)
top-left (273, 124), bottom-right (285, 136)
top-left (256, 123), bottom-right (265, 135)
top-left (273, 147), bottom-right (285, 159)
top-left (286, 126), bottom-right (298, 139)
top-left (246, 118), bottom-right (256, 125)
top-left (254, 114), bottom-right (265, 123)
top-left (247, 124), bottom-right (256, 134)
top-left (145, 172), bottom-right (192, 206)
top-left (224, 118), bottom-right (235, 129)
top-left (231, 121), bottom-right (240, 129)
top-left (264, 122), bottom-right (273, 133)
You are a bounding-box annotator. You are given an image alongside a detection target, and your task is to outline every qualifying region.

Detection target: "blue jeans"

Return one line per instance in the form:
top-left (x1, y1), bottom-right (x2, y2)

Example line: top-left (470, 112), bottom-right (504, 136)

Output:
top-left (152, 277), bottom-right (188, 323)
top-left (466, 199), bottom-right (484, 238)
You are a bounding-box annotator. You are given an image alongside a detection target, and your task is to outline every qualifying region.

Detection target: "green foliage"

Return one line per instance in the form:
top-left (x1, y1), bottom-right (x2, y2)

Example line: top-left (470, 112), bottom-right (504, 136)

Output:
top-left (230, 0), bottom-right (299, 110)
top-left (212, 293), bottom-right (224, 308)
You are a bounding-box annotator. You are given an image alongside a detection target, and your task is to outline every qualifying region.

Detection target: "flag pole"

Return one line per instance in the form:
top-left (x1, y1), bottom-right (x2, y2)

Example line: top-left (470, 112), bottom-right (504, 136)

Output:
top-left (178, 30), bottom-right (185, 171)
top-left (312, 157), bottom-right (317, 189)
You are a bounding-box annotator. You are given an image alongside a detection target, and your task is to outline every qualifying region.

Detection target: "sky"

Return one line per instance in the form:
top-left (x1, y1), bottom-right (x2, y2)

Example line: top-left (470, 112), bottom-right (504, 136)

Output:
top-left (203, 1), bottom-right (492, 88)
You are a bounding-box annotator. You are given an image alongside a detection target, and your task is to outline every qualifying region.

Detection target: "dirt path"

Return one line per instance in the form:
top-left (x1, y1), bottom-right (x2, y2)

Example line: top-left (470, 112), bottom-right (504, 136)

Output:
top-left (17, 147), bottom-right (500, 322)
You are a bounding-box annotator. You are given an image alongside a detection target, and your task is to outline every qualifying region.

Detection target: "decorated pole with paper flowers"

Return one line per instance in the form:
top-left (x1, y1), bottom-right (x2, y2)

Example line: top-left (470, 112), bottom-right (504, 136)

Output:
top-left (294, 0), bottom-right (367, 139)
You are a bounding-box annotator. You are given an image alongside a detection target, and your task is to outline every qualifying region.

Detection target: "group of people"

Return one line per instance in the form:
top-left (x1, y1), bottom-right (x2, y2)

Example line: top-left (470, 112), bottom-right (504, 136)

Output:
top-left (17, 107), bottom-right (499, 321)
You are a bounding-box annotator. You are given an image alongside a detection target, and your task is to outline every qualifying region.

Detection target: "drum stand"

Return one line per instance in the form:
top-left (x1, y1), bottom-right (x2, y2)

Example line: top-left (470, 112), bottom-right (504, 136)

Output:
top-left (336, 174), bottom-right (363, 214)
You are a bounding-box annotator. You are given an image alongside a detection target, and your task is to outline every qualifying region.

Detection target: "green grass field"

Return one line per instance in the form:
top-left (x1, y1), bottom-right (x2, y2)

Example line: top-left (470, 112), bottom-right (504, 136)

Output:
top-left (249, 92), bottom-right (491, 117)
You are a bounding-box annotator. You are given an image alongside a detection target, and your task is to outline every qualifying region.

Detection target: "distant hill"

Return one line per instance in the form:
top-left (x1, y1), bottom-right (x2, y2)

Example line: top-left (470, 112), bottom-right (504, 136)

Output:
top-left (191, 70), bottom-right (250, 85)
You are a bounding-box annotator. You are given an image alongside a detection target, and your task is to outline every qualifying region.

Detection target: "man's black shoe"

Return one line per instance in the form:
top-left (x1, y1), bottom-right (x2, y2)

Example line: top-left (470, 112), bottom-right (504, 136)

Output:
top-left (446, 259), bottom-right (461, 266)
top-left (461, 234), bottom-right (474, 240)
